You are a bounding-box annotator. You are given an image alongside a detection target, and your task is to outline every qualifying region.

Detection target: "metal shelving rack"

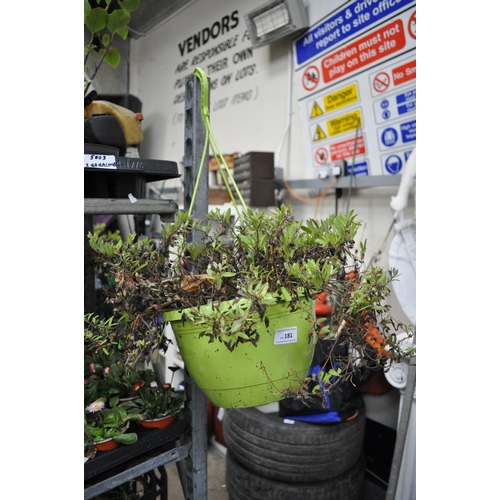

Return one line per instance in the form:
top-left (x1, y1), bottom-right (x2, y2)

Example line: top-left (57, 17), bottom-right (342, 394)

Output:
top-left (84, 74), bottom-right (209, 500)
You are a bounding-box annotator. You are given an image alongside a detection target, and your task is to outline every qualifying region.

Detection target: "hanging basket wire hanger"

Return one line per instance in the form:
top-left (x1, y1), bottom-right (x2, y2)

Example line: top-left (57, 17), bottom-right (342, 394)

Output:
top-left (187, 67), bottom-right (248, 220)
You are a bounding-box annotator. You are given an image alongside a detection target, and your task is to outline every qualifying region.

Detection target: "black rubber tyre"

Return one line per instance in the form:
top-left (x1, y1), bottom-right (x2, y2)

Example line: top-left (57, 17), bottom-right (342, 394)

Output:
top-left (223, 403), bottom-right (366, 483)
top-left (226, 449), bottom-right (365, 500)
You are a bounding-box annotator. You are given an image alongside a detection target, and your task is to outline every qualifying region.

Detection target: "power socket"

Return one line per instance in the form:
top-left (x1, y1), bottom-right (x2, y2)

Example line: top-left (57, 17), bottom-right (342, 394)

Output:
top-left (316, 167), bottom-right (332, 179)
top-left (331, 160), bottom-right (347, 176)
top-left (316, 160), bottom-right (346, 179)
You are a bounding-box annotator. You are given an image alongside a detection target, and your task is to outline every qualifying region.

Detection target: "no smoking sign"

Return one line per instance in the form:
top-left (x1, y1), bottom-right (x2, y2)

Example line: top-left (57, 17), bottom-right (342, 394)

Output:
top-left (315, 147), bottom-right (328, 165)
top-left (408, 11), bottom-right (416, 39)
top-left (373, 72), bottom-right (390, 93)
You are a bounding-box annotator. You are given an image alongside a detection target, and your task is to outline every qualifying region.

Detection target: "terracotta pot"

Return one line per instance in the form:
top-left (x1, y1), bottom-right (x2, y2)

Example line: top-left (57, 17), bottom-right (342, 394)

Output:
top-left (94, 437), bottom-right (118, 451)
top-left (137, 413), bottom-right (177, 429)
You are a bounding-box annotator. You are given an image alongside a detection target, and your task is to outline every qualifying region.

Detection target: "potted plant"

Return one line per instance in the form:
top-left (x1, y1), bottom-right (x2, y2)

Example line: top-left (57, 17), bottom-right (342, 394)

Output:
top-left (86, 204), bottom-right (413, 409)
top-left (85, 346), bottom-right (157, 406)
top-left (84, 402), bottom-right (142, 452)
top-left (121, 370), bottom-right (185, 429)
top-left (85, 68), bottom-right (414, 409)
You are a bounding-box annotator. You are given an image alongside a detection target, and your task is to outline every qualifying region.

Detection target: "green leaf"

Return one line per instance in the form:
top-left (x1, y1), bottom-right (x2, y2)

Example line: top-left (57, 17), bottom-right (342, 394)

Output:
top-left (109, 395), bottom-right (120, 407)
top-left (118, 0), bottom-right (140, 13)
top-left (116, 26), bottom-right (129, 40)
top-left (101, 47), bottom-right (120, 67)
top-left (280, 287), bottom-right (291, 302)
top-left (101, 34), bottom-right (110, 47)
top-left (84, 0), bottom-right (92, 16)
top-left (113, 432), bottom-right (138, 445)
top-left (85, 7), bottom-right (107, 33)
top-left (107, 10), bottom-right (131, 33)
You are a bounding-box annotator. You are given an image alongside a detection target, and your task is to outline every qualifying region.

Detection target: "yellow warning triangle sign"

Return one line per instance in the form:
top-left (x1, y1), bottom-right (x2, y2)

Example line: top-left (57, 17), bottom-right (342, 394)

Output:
top-left (313, 125), bottom-right (327, 142)
top-left (310, 102), bottom-right (323, 119)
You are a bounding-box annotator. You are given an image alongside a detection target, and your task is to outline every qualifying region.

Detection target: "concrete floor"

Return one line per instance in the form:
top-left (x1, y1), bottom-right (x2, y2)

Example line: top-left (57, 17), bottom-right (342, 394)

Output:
top-left (166, 440), bottom-right (229, 500)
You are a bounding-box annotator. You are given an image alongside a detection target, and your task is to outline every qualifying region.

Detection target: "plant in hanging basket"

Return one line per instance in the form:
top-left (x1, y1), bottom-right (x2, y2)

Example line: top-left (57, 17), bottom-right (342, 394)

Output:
top-left (87, 204), bottom-right (413, 408)
top-left (84, 67), bottom-right (415, 408)
top-left (86, 206), bottom-right (359, 352)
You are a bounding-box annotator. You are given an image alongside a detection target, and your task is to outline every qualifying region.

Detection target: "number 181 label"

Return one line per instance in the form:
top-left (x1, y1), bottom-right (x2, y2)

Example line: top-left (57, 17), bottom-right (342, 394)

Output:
top-left (274, 326), bottom-right (298, 345)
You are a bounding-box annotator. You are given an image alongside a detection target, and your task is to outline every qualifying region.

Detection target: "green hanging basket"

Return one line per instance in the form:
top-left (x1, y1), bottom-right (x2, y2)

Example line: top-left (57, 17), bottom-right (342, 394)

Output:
top-left (164, 297), bottom-right (316, 409)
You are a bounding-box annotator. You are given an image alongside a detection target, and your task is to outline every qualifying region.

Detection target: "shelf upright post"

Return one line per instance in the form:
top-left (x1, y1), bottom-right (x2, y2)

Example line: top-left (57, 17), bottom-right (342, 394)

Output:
top-left (176, 72), bottom-right (209, 500)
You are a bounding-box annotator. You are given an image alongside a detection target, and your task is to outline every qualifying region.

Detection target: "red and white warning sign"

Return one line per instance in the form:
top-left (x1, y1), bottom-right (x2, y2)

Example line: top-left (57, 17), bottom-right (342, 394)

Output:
top-left (329, 136), bottom-right (366, 161)
top-left (408, 11), bottom-right (416, 39)
top-left (392, 59), bottom-right (416, 86)
top-left (321, 19), bottom-right (406, 85)
top-left (373, 72), bottom-right (390, 93)
top-left (303, 65), bottom-right (320, 91)
top-left (315, 147), bottom-right (329, 164)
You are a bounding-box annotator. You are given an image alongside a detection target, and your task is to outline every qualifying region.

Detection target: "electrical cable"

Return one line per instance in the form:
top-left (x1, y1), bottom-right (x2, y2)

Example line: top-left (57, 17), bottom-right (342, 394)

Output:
top-left (275, 46), bottom-right (293, 169)
top-left (365, 218), bottom-right (396, 271)
top-left (344, 117), bottom-right (362, 214)
top-left (281, 175), bottom-right (339, 204)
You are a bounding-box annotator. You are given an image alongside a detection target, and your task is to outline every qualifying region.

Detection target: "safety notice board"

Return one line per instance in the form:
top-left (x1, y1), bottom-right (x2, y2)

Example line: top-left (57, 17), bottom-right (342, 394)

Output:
top-left (294, 0), bottom-right (416, 178)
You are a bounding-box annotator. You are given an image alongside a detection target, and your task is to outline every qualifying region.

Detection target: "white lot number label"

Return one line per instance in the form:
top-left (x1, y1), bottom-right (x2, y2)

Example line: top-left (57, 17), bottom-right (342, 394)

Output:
top-left (84, 154), bottom-right (117, 169)
top-left (274, 326), bottom-right (298, 345)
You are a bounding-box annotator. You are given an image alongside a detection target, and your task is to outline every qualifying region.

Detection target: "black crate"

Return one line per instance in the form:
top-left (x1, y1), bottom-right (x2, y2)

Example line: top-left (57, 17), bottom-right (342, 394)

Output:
top-left (233, 152), bottom-right (274, 179)
top-left (232, 152), bottom-right (275, 207)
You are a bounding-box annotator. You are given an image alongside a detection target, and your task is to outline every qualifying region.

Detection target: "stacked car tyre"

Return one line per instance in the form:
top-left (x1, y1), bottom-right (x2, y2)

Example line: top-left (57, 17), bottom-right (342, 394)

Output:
top-left (223, 403), bottom-right (366, 500)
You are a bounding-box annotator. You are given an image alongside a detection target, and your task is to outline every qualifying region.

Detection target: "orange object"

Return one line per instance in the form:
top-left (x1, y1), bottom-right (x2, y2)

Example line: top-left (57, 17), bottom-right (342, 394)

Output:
top-left (341, 270), bottom-right (391, 358)
top-left (315, 303), bottom-right (333, 316)
top-left (365, 324), bottom-right (389, 357)
top-left (94, 437), bottom-right (118, 451)
top-left (137, 413), bottom-right (177, 429)
top-left (315, 292), bottom-right (332, 336)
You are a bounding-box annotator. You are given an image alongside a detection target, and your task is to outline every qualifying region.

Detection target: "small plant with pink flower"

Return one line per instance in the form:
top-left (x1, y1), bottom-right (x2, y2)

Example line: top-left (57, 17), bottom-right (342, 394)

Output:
top-left (84, 404), bottom-right (142, 447)
top-left (85, 347), bottom-right (156, 407)
top-left (120, 366), bottom-right (184, 421)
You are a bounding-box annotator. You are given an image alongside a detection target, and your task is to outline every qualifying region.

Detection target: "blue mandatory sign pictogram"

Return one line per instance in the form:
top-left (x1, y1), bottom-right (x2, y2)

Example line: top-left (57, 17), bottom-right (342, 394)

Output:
top-left (382, 110), bottom-right (391, 120)
top-left (381, 127), bottom-right (398, 147)
top-left (385, 155), bottom-right (403, 174)
top-left (381, 99), bottom-right (389, 109)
